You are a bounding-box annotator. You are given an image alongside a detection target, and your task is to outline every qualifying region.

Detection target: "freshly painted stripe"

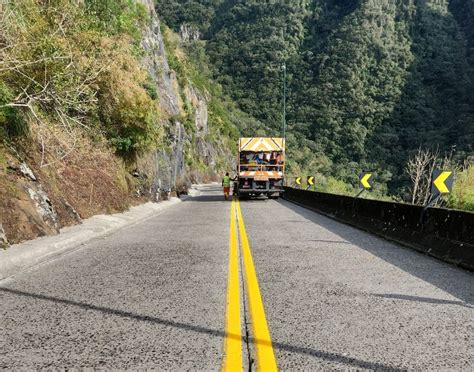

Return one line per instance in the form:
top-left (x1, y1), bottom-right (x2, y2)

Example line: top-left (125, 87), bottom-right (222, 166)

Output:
top-left (235, 200), bottom-right (278, 371)
top-left (222, 199), bottom-right (243, 371)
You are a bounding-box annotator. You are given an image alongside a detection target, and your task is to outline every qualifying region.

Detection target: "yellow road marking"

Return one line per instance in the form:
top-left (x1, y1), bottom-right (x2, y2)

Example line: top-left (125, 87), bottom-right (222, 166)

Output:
top-left (235, 200), bottom-right (278, 371)
top-left (222, 199), bottom-right (243, 371)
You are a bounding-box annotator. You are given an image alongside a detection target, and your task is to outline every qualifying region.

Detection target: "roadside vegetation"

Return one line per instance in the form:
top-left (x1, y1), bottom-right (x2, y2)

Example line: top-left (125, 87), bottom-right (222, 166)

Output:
top-left (0, 0), bottom-right (246, 244)
top-left (0, 0), bottom-right (162, 243)
top-left (158, 0), bottom-right (474, 212)
top-left (0, 0), bottom-right (162, 162)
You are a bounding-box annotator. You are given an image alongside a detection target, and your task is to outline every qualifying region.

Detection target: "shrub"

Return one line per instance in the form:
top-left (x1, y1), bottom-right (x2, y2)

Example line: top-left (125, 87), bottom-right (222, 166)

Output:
top-left (96, 41), bottom-right (162, 158)
top-left (448, 165), bottom-right (474, 211)
top-left (0, 0), bottom-right (161, 159)
top-left (84, 0), bottom-right (148, 42)
top-left (0, 83), bottom-right (27, 138)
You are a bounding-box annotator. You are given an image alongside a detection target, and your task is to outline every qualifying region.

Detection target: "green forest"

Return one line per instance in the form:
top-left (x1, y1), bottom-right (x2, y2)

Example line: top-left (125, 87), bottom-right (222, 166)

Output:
top-left (157, 0), bottom-right (474, 210)
top-left (1, 0), bottom-right (473, 231)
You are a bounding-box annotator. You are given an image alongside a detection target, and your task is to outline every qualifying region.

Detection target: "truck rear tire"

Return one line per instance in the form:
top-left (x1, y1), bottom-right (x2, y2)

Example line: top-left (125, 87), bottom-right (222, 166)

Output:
top-left (238, 193), bottom-right (248, 200)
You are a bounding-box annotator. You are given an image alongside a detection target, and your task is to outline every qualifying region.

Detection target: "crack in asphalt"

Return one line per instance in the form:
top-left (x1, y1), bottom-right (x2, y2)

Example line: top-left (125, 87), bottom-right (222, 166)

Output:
top-left (237, 207), bottom-right (254, 372)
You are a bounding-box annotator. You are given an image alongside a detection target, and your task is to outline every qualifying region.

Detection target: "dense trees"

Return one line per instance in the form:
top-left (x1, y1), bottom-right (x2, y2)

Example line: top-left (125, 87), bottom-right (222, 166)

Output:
top-left (370, 1), bottom-right (474, 187)
top-left (207, 1), bottom-right (310, 126)
top-left (155, 0), bottom-right (222, 34)
top-left (157, 0), bottom-right (474, 198)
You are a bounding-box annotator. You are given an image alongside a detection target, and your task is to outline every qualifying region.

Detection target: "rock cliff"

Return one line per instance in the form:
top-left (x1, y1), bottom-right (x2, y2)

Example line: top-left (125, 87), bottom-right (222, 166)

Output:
top-left (0, 1), bottom-right (235, 246)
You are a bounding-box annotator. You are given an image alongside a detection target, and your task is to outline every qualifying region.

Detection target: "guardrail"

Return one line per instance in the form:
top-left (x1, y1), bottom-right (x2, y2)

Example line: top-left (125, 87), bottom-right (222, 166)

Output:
top-left (283, 187), bottom-right (474, 271)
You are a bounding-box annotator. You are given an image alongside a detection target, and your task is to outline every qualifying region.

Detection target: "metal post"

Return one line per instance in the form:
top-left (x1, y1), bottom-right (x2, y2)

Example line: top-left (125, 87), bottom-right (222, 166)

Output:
top-left (355, 189), bottom-right (365, 198)
top-left (282, 63), bottom-right (286, 138)
top-left (424, 194), bottom-right (442, 210)
top-left (420, 194), bottom-right (442, 225)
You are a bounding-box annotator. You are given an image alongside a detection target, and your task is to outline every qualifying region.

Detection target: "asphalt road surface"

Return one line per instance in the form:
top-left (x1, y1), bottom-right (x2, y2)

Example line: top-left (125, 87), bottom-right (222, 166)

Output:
top-left (1, 185), bottom-right (473, 370)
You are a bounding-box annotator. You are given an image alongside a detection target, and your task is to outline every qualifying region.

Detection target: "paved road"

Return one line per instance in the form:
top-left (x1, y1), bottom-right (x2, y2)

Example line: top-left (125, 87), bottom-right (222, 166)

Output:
top-left (1, 185), bottom-right (473, 370)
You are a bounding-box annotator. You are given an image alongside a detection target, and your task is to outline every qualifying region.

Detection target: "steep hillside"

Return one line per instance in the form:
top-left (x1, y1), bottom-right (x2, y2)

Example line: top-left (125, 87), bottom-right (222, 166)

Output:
top-left (0, 0), bottom-right (243, 246)
top-left (158, 0), bottom-right (474, 198)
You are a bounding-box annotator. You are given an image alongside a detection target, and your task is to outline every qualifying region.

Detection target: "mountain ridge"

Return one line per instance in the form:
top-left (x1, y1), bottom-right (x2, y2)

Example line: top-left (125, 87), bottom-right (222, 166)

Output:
top-left (158, 0), bottom-right (474, 197)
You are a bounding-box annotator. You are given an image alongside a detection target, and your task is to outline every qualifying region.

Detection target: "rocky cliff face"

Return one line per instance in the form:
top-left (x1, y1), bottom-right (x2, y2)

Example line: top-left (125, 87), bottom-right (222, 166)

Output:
top-left (184, 85), bottom-right (215, 166)
top-left (0, 1), bottom-right (231, 247)
top-left (137, 0), bottom-right (231, 190)
top-left (139, 0), bottom-right (181, 117)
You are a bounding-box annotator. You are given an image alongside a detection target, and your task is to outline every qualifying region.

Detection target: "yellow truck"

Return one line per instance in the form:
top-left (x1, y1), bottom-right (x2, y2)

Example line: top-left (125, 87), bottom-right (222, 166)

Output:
top-left (236, 137), bottom-right (285, 199)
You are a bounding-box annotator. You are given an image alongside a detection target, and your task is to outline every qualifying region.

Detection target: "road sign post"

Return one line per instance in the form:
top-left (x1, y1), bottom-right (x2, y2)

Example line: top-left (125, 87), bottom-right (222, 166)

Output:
top-left (295, 177), bottom-right (302, 189)
top-left (431, 170), bottom-right (453, 197)
top-left (421, 170), bottom-right (454, 223)
top-left (356, 172), bottom-right (374, 197)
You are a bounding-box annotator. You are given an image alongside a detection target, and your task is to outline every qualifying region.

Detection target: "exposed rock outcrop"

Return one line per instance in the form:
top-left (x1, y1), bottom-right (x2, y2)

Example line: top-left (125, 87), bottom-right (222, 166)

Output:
top-left (19, 163), bottom-right (37, 181)
top-left (183, 86), bottom-right (218, 166)
top-left (27, 187), bottom-right (60, 232)
top-left (180, 24), bottom-right (200, 42)
top-left (0, 224), bottom-right (9, 249)
top-left (139, 0), bottom-right (181, 117)
top-left (138, 0), bottom-right (224, 191)
top-left (0, 0), bottom-right (230, 247)
top-left (185, 85), bottom-right (209, 135)
top-left (7, 161), bottom-right (37, 181)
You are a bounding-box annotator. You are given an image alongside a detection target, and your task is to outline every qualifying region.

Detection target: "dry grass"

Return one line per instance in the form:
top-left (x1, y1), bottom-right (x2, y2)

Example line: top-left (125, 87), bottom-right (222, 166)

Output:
top-left (450, 165), bottom-right (474, 211)
top-left (0, 144), bottom-right (59, 243)
top-left (0, 120), bottom-right (137, 243)
top-left (27, 123), bottom-right (131, 220)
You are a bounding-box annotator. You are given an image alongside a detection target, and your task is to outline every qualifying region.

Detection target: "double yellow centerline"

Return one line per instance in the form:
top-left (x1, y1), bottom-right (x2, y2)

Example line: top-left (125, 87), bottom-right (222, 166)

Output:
top-left (222, 199), bottom-right (278, 371)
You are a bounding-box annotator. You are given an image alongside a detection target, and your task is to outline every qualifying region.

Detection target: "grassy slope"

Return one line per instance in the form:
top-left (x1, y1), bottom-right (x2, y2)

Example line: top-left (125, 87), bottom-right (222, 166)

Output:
top-left (0, 1), bottom-right (246, 244)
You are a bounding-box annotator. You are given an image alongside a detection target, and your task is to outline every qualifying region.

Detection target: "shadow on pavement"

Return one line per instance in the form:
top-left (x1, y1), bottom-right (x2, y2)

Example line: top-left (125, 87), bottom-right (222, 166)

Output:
top-left (184, 194), bottom-right (229, 202)
top-left (308, 239), bottom-right (352, 245)
top-left (185, 195), bottom-right (270, 203)
top-left (278, 199), bottom-right (474, 305)
top-left (370, 293), bottom-right (474, 309)
top-left (1, 287), bottom-right (403, 370)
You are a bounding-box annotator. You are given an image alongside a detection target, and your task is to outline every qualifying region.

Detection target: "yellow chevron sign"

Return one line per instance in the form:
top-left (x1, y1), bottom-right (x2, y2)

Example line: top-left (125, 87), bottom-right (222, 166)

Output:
top-left (432, 170), bottom-right (453, 195)
top-left (239, 137), bottom-right (285, 152)
top-left (307, 176), bottom-right (315, 186)
top-left (295, 177), bottom-right (302, 186)
top-left (359, 173), bottom-right (374, 189)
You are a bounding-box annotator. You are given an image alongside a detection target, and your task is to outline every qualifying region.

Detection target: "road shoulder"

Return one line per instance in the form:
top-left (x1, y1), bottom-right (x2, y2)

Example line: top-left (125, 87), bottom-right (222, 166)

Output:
top-left (0, 198), bottom-right (182, 282)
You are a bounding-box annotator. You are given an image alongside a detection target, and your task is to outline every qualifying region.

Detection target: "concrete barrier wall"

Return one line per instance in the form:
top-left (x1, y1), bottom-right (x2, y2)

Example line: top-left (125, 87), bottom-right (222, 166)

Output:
top-left (283, 187), bottom-right (474, 271)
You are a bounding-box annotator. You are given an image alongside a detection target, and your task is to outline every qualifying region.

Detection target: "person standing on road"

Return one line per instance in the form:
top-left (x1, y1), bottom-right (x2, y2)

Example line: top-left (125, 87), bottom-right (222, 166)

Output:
top-left (222, 172), bottom-right (231, 200)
